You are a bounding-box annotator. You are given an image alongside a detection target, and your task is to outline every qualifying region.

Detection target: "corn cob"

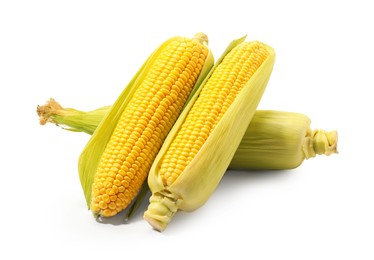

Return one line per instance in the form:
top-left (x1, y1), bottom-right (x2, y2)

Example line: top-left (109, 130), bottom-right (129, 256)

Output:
top-left (78, 33), bottom-right (214, 217)
top-left (37, 101), bottom-right (338, 169)
top-left (144, 37), bottom-right (276, 231)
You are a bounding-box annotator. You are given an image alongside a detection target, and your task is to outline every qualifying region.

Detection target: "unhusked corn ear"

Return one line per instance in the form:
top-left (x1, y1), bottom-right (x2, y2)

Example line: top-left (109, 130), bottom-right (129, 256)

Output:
top-left (78, 33), bottom-right (214, 218)
top-left (37, 101), bottom-right (338, 170)
top-left (229, 110), bottom-right (338, 170)
top-left (144, 36), bottom-right (275, 231)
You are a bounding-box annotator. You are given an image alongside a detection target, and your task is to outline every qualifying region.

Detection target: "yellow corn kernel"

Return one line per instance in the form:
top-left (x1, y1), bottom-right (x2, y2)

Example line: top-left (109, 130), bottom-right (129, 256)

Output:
top-left (78, 34), bottom-right (214, 218)
top-left (159, 41), bottom-right (270, 186)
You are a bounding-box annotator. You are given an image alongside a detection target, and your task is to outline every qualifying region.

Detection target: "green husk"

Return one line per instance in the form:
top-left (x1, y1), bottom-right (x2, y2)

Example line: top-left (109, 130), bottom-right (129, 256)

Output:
top-left (229, 110), bottom-right (338, 170)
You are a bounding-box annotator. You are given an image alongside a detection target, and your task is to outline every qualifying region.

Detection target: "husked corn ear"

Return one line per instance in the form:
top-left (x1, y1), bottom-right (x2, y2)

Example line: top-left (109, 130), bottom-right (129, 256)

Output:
top-left (159, 41), bottom-right (270, 186)
top-left (229, 110), bottom-right (338, 170)
top-left (78, 34), bottom-right (214, 217)
top-left (37, 101), bottom-right (338, 170)
top-left (144, 37), bottom-right (276, 231)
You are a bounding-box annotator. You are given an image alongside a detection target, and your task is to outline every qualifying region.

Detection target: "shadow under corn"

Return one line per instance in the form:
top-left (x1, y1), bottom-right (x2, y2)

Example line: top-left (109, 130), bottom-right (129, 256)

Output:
top-left (221, 169), bottom-right (294, 189)
top-left (94, 169), bottom-right (297, 227)
top-left (161, 169), bottom-right (297, 234)
top-left (95, 190), bottom-right (151, 226)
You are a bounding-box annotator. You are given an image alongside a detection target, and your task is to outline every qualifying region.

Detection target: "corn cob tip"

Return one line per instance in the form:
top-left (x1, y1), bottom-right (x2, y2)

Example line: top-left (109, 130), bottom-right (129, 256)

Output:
top-left (143, 191), bottom-right (180, 232)
top-left (304, 129), bottom-right (338, 159)
top-left (37, 98), bottom-right (63, 125)
top-left (143, 212), bottom-right (168, 232)
top-left (193, 32), bottom-right (208, 46)
top-left (314, 129), bottom-right (338, 156)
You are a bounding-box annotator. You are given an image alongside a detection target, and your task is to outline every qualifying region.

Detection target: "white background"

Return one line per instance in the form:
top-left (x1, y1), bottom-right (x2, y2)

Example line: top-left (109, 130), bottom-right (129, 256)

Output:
top-left (1, 0), bottom-right (373, 259)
